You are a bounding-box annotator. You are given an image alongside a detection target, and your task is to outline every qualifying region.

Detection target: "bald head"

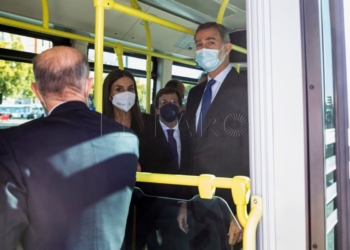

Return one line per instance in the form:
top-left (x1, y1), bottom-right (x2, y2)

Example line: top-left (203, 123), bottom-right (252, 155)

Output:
top-left (33, 46), bottom-right (89, 97)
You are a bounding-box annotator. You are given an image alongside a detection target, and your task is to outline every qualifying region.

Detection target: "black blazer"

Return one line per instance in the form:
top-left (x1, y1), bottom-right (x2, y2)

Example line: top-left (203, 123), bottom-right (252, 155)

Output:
top-left (138, 114), bottom-right (191, 199)
top-left (185, 68), bottom-right (249, 210)
top-left (0, 101), bottom-right (139, 250)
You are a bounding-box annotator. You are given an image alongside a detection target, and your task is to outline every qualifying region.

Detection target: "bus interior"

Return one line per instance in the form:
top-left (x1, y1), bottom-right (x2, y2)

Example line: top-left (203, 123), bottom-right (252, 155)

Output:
top-left (1, 0), bottom-right (350, 249)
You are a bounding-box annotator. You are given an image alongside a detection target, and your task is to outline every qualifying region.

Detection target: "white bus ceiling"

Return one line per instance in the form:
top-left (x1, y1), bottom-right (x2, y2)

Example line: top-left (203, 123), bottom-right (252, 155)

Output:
top-left (0, 0), bottom-right (246, 60)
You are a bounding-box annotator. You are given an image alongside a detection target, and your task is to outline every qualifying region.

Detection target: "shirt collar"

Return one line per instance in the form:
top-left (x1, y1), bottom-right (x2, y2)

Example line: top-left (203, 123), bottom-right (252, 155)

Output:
top-left (159, 119), bottom-right (179, 131)
top-left (47, 101), bottom-right (67, 116)
top-left (207, 64), bottom-right (232, 83)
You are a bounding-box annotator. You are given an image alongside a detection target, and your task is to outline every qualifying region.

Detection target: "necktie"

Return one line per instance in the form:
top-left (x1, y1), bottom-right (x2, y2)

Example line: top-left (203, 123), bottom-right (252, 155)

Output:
top-left (197, 79), bottom-right (216, 134)
top-left (167, 129), bottom-right (179, 168)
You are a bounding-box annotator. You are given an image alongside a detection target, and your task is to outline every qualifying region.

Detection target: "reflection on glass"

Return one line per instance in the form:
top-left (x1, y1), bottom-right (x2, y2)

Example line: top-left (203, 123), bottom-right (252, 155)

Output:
top-left (326, 172), bottom-right (334, 187)
top-left (125, 187), bottom-right (242, 250)
top-left (324, 97), bottom-right (334, 129)
top-left (325, 143), bottom-right (335, 158)
top-left (327, 228), bottom-right (335, 250)
top-left (320, 0), bottom-right (337, 249)
top-left (326, 201), bottom-right (334, 217)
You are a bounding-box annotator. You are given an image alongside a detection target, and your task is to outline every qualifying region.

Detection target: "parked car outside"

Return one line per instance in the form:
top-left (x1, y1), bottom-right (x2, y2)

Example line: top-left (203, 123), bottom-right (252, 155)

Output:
top-left (0, 113), bottom-right (11, 121)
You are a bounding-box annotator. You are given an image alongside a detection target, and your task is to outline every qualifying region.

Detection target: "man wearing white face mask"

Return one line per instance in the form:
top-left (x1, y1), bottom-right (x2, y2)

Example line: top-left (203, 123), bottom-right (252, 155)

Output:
top-left (178, 22), bottom-right (249, 250)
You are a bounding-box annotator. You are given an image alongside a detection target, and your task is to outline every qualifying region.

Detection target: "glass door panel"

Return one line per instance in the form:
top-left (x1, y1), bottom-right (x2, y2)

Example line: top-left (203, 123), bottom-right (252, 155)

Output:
top-left (321, 0), bottom-right (337, 248)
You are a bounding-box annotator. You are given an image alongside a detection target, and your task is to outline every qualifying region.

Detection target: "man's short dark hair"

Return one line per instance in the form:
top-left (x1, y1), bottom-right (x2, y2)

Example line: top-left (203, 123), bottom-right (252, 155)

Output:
top-left (165, 79), bottom-right (183, 92)
top-left (154, 87), bottom-right (182, 109)
top-left (195, 22), bottom-right (231, 44)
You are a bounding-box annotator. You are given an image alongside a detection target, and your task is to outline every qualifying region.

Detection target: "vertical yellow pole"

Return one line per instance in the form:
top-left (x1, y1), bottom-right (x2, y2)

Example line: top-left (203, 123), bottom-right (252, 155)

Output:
top-left (114, 43), bottom-right (125, 70)
top-left (41, 0), bottom-right (49, 29)
top-left (243, 196), bottom-right (263, 250)
top-left (144, 30), bottom-right (152, 114)
top-left (93, 0), bottom-right (105, 113)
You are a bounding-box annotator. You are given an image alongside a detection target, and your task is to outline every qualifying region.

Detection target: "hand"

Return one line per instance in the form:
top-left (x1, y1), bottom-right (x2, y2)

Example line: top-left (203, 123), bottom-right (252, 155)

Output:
top-left (137, 162), bottom-right (141, 172)
top-left (227, 217), bottom-right (243, 245)
top-left (177, 203), bottom-right (189, 233)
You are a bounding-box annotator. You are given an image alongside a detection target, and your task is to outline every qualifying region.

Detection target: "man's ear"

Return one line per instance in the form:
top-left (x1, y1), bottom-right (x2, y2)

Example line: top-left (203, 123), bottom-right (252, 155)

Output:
top-left (224, 43), bottom-right (232, 56)
top-left (155, 107), bottom-right (160, 115)
top-left (85, 78), bottom-right (93, 97)
top-left (31, 83), bottom-right (44, 102)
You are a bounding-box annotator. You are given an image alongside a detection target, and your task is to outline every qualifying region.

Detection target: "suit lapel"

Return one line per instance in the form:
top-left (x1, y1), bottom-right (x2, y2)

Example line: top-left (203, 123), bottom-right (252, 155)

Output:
top-left (199, 68), bottom-right (239, 137)
top-left (187, 83), bottom-right (206, 137)
top-left (155, 118), bottom-right (178, 171)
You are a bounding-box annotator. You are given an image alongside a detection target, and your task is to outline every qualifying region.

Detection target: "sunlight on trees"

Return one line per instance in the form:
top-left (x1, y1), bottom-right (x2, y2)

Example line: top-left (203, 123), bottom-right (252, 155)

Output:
top-left (0, 35), bottom-right (35, 100)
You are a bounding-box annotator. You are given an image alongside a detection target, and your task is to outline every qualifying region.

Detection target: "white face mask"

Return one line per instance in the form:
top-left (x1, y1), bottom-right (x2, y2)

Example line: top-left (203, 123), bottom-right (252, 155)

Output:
top-left (111, 91), bottom-right (136, 112)
top-left (195, 46), bottom-right (225, 72)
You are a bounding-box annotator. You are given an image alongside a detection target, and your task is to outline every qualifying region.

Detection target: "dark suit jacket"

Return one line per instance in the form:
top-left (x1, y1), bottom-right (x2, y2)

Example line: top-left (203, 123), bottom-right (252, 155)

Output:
top-left (185, 68), bottom-right (249, 211)
top-left (137, 114), bottom-right (191, 199)
top-left (0, 101), bottom-right (139, 250)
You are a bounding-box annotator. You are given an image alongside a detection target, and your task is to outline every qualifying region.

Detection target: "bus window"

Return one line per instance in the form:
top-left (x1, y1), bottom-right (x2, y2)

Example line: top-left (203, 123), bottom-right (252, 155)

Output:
top-left (0, 31), bottom-right (52, 53)
top-left (135, 77), bottom-right (154, 113)
top-left (88, 48), bottom-right (151, 71)
top-left (172, 65), bottom-right (203, 79)
top-left (183, 83), bottom-right (196, 105)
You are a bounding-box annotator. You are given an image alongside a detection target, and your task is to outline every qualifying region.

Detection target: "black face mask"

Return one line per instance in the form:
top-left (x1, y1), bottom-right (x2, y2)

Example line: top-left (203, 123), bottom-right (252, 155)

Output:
top-left (159, 103), bottom-right (179, 122)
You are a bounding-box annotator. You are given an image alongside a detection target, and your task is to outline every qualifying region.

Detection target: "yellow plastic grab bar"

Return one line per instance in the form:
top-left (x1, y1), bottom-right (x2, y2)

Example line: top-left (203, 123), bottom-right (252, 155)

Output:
top-left (216, 0), bottom-right (229, 24)
top-left (0, 17), bottom-right (196, 66)
top-left (244, 196), bottom-right (263, 250)
top-left (110, 1), bottom-right (247, 54)
top-left (114, 43), bottom-right (125, 70)
top-left (136, 172), bottom-right (262, 250)
top-left (136, 173), bottom-right (250, 223)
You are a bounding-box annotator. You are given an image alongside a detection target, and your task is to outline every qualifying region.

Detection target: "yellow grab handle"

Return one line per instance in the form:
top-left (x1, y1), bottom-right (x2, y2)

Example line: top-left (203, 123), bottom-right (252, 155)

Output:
top-left (243, 196), bottom-right (263, 250)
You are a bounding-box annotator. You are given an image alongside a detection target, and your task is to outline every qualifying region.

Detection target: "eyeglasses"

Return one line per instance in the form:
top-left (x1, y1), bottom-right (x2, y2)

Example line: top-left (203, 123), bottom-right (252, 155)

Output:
top-left (160, 99), bottom-right (179, 105)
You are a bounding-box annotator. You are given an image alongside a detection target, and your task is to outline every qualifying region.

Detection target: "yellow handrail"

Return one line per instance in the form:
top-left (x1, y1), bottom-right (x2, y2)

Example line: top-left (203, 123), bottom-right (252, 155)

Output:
top-left (114, 44), bottom-right (125, 70)
top-left (110, 1), bottom-right (246, 54)
top-left (244, 196), bottom-right (263, 250)
top-left (93, 0), bottom-right (107, 113)
top-left (136, 172), bottom-right (261, 250)
top-left (112, 1), bottom-right (195, 35)
top-left (236, 63), bottom-right (241, 73)
top-left (216, 0), bottom-right (229, 24)
top-left (41, 0), bottom-right (49, 29)
top-left (136, 173), bottom-right (249, 225)
top-left (0, 17), bottom-right (196, 66)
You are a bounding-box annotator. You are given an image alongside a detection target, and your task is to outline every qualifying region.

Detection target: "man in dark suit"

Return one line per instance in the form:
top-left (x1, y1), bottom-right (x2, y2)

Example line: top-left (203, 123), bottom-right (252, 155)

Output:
top-left (177, 22), bottom-right (249, 249)
top-left (139, 87), bottom-right (190, 190)
top-left (128, 88), bottom-right (191, 250)
top-left (0, 46), bottom-right (139, 250)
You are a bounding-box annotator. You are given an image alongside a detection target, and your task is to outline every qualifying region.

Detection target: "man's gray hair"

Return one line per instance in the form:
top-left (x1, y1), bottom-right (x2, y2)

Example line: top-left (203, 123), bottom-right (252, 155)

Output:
top-left (33, 46), bottom-right (89, 97)
top-left (195, 22), bottom-right (231, 44)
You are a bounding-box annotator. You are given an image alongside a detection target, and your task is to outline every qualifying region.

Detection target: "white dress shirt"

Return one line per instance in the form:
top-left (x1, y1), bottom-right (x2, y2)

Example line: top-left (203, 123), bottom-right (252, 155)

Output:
top-left (159, 120), bottom-right (181, 167)
top-left (195, 64), bottom-right (232, 128)
top-left (47, 101), bottom-right (67, 116)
